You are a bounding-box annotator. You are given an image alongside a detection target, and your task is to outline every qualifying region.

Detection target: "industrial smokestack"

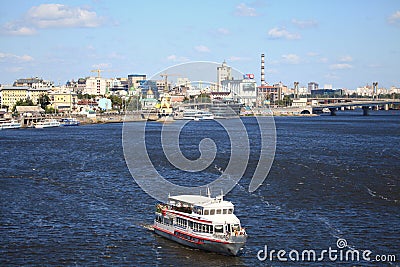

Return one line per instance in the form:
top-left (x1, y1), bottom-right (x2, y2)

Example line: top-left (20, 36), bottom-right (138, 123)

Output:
top-left (261, 53), bottom-right (265, 85)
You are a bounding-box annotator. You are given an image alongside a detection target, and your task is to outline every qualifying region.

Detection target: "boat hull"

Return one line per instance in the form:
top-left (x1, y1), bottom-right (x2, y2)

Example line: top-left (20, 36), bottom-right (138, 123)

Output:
top-left (154, 225), bottom-right (245, 256)
top-left (0, 124), bottom-right (21, 130)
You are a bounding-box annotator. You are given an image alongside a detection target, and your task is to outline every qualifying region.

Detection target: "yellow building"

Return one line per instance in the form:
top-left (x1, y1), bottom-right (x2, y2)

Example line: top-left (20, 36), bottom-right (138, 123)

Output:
top-left (0, 86), bottom-right (30, 108)
top-left (48, 90), bottom-right (78, 112)
top-left (27, 88), bottom-right (51, 105)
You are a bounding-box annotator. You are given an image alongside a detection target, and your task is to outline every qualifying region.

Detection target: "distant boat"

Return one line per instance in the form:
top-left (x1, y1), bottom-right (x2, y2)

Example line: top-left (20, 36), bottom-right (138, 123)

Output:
top-left (34, 119), bottom-right (60, 128)
top-left (0, 119), bottom-right (21, 130)
top-left (60, 118), bottom-right (80, 126)
top-left (194, 111), bottom-right (214, 121)
top-left (182, 109), bottom-right (214, 120)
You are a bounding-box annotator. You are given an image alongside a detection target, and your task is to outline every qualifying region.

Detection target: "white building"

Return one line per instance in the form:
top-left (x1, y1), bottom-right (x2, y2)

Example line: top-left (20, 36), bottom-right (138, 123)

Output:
top-left (217, 61), bottom-right (232, 91)
top-left (356, 85), bottom-right (373, 96)
top-left (83, 77), bottom-right (109, 96)
top-left (176, 77), bottom-right (191, 88)
top-left (390, 86), bottom-right (400, 94)
top-left (292, 98), bottom-right (308, 107)
top-left (221, 75), bottom-right (257, 107)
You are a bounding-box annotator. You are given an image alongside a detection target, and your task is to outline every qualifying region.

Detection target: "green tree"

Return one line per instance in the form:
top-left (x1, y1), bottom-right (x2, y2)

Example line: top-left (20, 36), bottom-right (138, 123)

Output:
top-left (108, 95), bottom-right (123, 110)
top-left (45, 106), bottom-right (57, 114)
top-left (12, 98), bottom-right (34, 112)
top-left (277, 95), bottom-right (292, 107)
top-left (38, 94), bottom-right (51, 110)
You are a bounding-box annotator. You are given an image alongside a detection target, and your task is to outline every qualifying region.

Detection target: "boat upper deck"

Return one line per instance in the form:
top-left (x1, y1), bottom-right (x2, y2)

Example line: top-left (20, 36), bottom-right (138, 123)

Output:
top-left (168, 194), bottom-right (234, 209)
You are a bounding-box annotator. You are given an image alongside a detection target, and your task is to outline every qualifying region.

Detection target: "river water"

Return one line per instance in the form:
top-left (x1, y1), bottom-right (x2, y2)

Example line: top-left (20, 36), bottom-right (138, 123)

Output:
top-left (1, 110), bottom-right (399, 266)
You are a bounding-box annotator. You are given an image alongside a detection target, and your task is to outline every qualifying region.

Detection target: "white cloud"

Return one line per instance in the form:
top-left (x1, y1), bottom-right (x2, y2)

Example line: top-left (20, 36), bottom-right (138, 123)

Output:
top-left (292, 19), bottom-right (318, 28)
top-left (307, 52), bottom-right (319, 57)
top-left (26, 4), bottom-right (104, 28)
top-left (1, 23), bottom-right (36, 36)
top-left (166, 54), bottom-right (189, 62)
top-left (217, 28), bottom-right (230, 35)
top-left (194, 45), bottom-right (210, 53)
top-left (1, 4), bottom-right (104, 35)
top-left (329, 63), bottom-right (353, 70)
top-left (339, 55), bottom-right (353, 62)
top-left (266, 68), bottom-right (279, 74)
top-left (318, 57), bottom-right (329, 63)
top-left (108, 52), bottom-right (124, 59)
top-left (388, 10), bottom-right (400, 25)
top-left (324, 73), bottom-right (339, 80)
top-left (282, 54), bottom-right (300, 64)
top-left (0, 52), bottom-right (34, 62)
top-left (268, 27), bottom-right (300, 40)
top-left (5, 66), bottom-right (24, 73)
top-left (229, 56), bottom-right (251, 61)
top-left (92, 63), bottom-right (111, 69)
top-left (367, 63), bottom-right (382, 68)
top-left (235, 3), bottom-right (258, 17)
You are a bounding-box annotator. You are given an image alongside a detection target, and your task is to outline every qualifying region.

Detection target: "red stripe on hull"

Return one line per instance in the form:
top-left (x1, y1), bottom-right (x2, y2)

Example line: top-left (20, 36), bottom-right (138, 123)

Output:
top-left (153, 225), bottom-right (229, 244)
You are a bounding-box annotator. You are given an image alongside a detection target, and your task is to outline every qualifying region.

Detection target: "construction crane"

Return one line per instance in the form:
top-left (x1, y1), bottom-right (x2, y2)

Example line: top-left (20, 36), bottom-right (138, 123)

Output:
top-left (91, 69), bottom-right (104, 78)
top-left (160, 73), bottom-right (180, 92)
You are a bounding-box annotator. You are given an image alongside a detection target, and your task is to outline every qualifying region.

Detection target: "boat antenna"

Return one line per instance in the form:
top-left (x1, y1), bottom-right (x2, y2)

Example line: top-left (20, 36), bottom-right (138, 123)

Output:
top-left (220, 189), bottom-right (224, 200)
top-left (206, 187), bottom-right (211, 198)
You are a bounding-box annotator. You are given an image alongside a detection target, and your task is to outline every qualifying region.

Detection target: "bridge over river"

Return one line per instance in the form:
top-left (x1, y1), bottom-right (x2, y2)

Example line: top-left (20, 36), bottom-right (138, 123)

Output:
top-left (312, 99), bottom-right (400, 115)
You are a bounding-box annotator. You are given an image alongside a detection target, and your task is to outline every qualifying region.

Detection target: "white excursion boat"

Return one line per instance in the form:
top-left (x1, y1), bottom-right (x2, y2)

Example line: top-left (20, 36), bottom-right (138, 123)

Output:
top-left (194, 110), bottom-right (214, 121)
top-left (0, 120), bottom-right (21, 130)
top-left (153, 191), bottom-right (247, 256)
top-left (60, 117), bottom-right (80, 126)
top-left (182, 109), bottom-right (214, 120)
top-left (34, 119), bottom-right (60, 128)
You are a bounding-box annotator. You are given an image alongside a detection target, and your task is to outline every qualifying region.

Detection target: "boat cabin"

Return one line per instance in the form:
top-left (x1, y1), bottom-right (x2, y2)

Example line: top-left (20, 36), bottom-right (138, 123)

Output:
top-left (155, 194), bottom-right (244, 237)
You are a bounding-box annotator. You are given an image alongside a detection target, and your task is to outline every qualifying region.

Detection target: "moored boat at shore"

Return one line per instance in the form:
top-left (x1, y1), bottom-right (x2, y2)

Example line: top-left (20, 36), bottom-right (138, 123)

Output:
top-left (0, 119), bottom-right (21, 130)
top-left (34, 119), bottom-right (60, 128)
top-left (60, 117), bottom-right (80, 126)
top-left (153, 191), bottom-right (247, 256)
top-left (182, 109), bottom-right (215, 120)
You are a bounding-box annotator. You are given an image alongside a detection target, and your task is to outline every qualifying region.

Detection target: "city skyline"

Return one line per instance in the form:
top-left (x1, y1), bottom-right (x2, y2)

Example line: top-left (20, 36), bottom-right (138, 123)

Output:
top-left (0, 0), bottom-right (399, 89)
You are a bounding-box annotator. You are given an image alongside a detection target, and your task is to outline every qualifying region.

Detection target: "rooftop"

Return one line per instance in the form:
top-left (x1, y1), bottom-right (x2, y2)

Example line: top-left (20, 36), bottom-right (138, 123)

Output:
top-left (168, 194), bottom-right (234, 209)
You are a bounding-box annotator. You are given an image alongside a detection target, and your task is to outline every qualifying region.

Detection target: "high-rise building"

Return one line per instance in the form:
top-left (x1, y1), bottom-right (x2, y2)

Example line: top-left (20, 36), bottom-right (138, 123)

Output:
top-left (217, 61), bottom-right (232, 91)
top-left (308, 82), bottom-right (319, 93)
top-left (221, 74), bottom-right (257, 107)
top-left (128, 74), bottom-right (146, 90)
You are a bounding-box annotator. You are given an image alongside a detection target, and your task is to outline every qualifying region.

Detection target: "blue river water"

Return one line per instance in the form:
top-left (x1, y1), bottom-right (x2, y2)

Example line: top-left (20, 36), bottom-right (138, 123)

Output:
top-left (1, 110), bottom-right (399, 266)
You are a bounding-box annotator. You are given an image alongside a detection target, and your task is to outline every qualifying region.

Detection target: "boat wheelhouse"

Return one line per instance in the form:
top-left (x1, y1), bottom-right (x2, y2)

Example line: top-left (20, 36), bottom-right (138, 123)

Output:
top-left (153, 192), bottom-right (247, 256)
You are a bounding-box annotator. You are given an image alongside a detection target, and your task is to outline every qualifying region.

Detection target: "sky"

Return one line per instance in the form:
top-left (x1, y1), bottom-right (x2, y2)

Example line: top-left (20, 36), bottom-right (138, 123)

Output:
top-left (0, 0), bottom-right (399, 89)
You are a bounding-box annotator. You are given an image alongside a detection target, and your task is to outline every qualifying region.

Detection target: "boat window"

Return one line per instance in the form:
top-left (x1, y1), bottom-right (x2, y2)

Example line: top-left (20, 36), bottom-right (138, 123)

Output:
top-left (204, 210), bottom-right (209, 215)
top-left (232, 224), bottom-right (240, 232)
top-left (216, 209), bottom-right (221, 214)
top-left (223, 209), bottom-right (227, 214)
top-left (210, 209), bottom-right (215, 215)
top-left (228, 208), bottom-right (233, 214)
top-left (214, 225), bottom-right (223, 233)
